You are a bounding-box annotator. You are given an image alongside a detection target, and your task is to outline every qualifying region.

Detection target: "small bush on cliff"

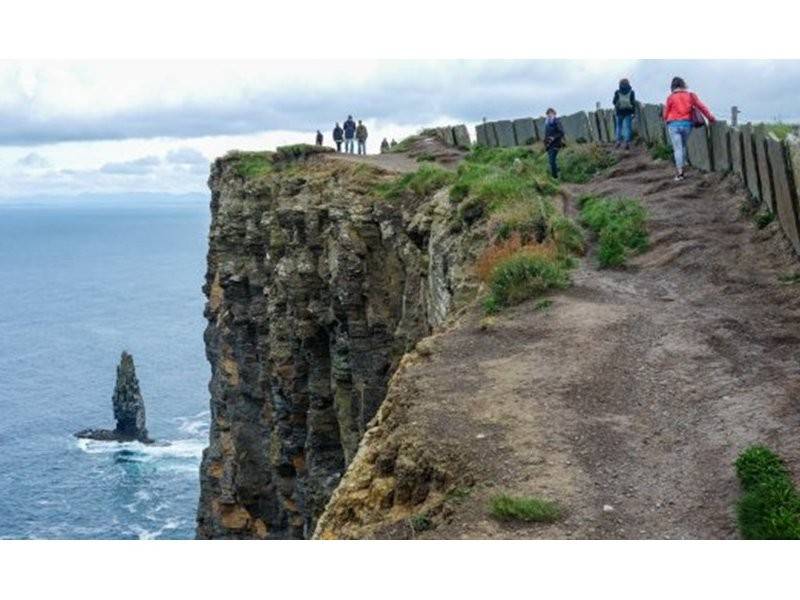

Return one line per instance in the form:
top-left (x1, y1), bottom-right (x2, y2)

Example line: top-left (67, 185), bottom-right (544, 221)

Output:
top-left (558, 144), bottom-right (617, 184)
top-left (377, 164), bottom-right (456, 200)
top-left (490, 494), bottom-right (562, 523)
top-left (735, 445), bottom-right (800, 539)
top-left (580, 197), bottom-right (648, 267)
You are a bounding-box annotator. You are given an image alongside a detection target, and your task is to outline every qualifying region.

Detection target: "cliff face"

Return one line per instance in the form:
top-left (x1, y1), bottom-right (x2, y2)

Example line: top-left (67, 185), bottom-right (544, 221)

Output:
top-left (196, 147), bottom-right (481, 539)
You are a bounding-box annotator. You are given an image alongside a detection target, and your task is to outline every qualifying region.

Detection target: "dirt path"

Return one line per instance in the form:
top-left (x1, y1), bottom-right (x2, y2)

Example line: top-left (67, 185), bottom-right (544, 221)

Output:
top-left (398, 148), bottom-right (800, 539)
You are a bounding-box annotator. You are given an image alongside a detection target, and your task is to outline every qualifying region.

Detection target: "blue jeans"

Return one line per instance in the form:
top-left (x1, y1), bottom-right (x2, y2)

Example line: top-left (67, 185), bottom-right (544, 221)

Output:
top-left (667, 121), bottom-right (692, 170)
top-left (547, 147), bottom-right (559, 178)
top-left (345, 138), bottom-right (354, 153)
top-left (357, 140), bottom-right (366, 155)
top-left (616, 114), bottom-right (632, 143)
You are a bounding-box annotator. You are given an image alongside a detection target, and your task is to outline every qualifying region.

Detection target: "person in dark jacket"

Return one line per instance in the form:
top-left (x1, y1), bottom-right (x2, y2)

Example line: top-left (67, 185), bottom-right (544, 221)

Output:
top-left (612, 78), bottom-right (637, 149)
top-left (543, 108), bottom-right (565, 179)
top-left (315, 130), bottom-right (323, 146)
top-left (380, 138), bottom-right (390, 153)
top-left (332, 122), bottom-right (344, 152)
top-left (343, 115), bottom-right (356, 154)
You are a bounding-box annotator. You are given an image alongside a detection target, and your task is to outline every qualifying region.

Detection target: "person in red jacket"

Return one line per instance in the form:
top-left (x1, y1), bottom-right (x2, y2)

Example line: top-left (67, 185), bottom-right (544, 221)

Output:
top-left (663, 76), bottom-right (715, 181)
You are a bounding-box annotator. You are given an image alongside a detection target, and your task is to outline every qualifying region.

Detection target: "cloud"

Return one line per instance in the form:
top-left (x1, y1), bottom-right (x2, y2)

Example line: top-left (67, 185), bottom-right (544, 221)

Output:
top-left (165, 147), bottom-right (207, 165)
top-left (99, 155), bottom-right (160, 175)
top-left (3, 60), bottom-right (798, 147)
top-left (16, 152), bottom-right (51, 168)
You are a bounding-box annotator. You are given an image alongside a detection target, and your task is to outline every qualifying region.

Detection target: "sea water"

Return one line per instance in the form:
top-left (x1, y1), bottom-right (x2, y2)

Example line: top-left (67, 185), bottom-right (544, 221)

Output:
top-left (0, 197), bottom-right (210, 539)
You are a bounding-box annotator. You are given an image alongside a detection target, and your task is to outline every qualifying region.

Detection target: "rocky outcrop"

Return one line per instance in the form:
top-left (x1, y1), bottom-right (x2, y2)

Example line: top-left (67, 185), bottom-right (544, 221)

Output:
top-left (75, 351), bottom-right (153, 443)
top-left (196, 146), bottom-right (484, 539)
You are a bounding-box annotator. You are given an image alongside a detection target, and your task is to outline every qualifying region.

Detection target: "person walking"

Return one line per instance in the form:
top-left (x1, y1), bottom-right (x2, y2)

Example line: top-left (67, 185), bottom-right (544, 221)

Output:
top-left (380, 138), bottom-right (390, 153)
top-left (543, 108), bottom-right (565, 179)
top-left (315, 130), bottom-right (323, 146)
top-left (663, 76), bottom-right (715, 181)
top-left (343, 115), bottom-right (356, 154)
top-left (612, 78), bottom-right (637, 149)
top-left (332, 122), bottom-right (344, 152)
top-left (356, 120), bottom-right (368, 155)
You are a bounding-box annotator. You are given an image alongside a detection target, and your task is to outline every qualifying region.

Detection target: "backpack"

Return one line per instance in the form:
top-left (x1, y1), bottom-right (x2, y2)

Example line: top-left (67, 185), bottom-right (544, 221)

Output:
top-left (616, 91), bottom-right (633, 111)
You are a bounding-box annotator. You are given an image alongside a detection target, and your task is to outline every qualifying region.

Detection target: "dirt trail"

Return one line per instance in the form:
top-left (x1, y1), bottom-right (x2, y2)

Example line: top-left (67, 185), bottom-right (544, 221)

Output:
top-left (377, 148), bottom-right (800, 539)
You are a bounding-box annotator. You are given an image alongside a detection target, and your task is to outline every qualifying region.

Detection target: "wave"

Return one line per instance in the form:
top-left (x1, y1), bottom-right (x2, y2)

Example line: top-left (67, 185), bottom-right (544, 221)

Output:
top-left (75, 437), bottom-right (205, 461)
top-left (174, 410), bottom-right (210, 436)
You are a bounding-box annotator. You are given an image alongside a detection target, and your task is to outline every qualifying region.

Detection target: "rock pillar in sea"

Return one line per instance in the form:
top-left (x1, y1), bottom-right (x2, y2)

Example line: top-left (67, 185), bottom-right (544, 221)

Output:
top-left (112, 351), bottom-right (149, 442)
top-left (74, 351), bottom-right (153, 443)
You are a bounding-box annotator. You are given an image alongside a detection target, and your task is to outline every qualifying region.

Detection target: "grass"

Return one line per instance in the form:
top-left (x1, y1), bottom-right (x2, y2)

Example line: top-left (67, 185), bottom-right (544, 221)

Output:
top-left (416, 152), bottom-right (437, 163)
top-left (778, 272), bottom-right (800, 285)
top-left (231, 151), bottom-right (274, 179)
top-left (489, 494), bottom-right (563, 523)
top-left (734, 445), bottom-right (800, 539)
top-left (534, 298), bottom-right (553, 311)
top-left (408, 513), bottom-right (433, 533)
top-left (376, 164), bottom-right (456, 200)
top-left (754, 210), bottom-right (776, 229)
top-left (480, 242), bottom-right (571, 314)
top-left (760, 122), bottom-right (798, 141)
top-left (648, 141), bottom-right (673, 161)
top-left (580, 196), bottom-right (649, 268)
top-left (558, 144), bottom-right (618, 183)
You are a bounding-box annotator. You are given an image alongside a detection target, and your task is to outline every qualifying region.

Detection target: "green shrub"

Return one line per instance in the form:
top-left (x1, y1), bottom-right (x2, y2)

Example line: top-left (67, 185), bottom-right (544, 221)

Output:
top-left (377, 164), bottom-right (455, 200)
top-left (734, 445), bottom-right (800, 539)
top-left (558, 144), bottom-right (617, 183)
top-left (580, 197), bottom-right (648, 267)
top-left (489, 494), bottom-right (562, 523)
top-left (484, 250), bottom-right (570, 311)
top-left (649, 141), bottom-right (673, 161)
top-left (754, 210), bottom-right (775, 229)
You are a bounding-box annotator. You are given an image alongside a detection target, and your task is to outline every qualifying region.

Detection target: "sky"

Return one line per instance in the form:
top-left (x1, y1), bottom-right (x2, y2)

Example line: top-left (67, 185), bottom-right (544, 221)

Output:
top-left (2, 59), bottom-right (799, 199)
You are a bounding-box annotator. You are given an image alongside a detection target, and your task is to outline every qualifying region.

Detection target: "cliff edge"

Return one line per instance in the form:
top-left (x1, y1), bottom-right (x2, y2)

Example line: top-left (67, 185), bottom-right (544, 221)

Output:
top-left (196, 142), bottom-right (483, 538)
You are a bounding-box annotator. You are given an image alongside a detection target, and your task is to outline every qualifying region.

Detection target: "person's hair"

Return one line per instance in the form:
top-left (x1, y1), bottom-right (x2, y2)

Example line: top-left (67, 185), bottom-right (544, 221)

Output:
top-left (671, 77), bottom-right (686, 91)
top-left (619, 78), bottom-right (630, 87)
top-left (546, 107), bottom-right (556, 115)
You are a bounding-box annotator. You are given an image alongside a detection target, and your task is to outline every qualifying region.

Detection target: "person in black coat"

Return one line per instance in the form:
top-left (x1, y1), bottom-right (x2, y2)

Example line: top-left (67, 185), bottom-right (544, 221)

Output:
top-left (315, 130), bottom-right (323, 146)
top-left (543, 108), bottom-right (565, 179)
top-left (612, 78), bottom-right (637, 149)
top-left (332, 122), bottom-right (344, 152)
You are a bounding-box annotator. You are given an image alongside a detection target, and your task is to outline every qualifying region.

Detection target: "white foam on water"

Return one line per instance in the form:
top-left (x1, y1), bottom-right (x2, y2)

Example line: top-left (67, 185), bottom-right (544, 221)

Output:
top-left (75, 437), bottom-right (205, 462)
top-left (174, 410), bottom-right (210, 436)
top-left (131, 518), bottom-right (182, 540)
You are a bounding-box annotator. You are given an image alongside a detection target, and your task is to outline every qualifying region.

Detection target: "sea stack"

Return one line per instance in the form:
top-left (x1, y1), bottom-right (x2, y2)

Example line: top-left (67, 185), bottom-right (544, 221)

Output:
top-left (75, 351), bottom-right (154, 444)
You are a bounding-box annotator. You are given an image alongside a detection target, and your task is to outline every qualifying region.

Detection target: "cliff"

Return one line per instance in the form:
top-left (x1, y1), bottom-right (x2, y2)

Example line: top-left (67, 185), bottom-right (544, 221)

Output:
top-left (196, 144), bottom-right (484, 539)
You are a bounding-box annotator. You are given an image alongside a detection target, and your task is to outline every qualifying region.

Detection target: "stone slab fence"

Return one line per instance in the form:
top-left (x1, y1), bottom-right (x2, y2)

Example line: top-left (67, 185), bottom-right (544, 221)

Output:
top-left (474, 105), bottom-right (800, 257)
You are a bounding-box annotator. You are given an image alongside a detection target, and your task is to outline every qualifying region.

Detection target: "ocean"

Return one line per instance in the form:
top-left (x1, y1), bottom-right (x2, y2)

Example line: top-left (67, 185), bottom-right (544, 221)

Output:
top-left (0, 197), bottom-right (210, 539)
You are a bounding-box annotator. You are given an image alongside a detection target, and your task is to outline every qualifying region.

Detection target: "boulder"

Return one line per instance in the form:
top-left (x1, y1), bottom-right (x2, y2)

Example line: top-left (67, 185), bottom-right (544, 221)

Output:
top-left (452, 124), bottom-right (471, 149)
top-left (494, 120), bottom-right (516, 147)
top-left (439, 127), bottom-right (456, 146)
top-left (710, 121), bottom-right (731, 172)
top-left (686, 126), bottom-right (712, 171)
top-left (729, 127), bottom-right (746, 183)
top-left (75, 351), bottom-right (154, 444)
top-left (754, 129), bottom-right (775, 211)
top-left (485, 121), bottom-right (499, 147)
top-left (741, 125), bottom-right (762, 201)
top-left (587, 111), bottom-right (602, 142)
top-left (642, 104), bottom-right (666, 145)
top-left (475, 123), bottom-right (489, 147)
top-left (766, 136), bottom-right (800, 253)
top-left (512, 117), bottom-right (537, 145)
top-left (561, 111), bottom-right (592, 143)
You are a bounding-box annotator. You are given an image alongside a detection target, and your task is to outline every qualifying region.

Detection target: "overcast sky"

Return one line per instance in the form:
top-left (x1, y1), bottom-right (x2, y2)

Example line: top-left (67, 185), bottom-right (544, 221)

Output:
top-left (2, 60), bottom-right (799, 199)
